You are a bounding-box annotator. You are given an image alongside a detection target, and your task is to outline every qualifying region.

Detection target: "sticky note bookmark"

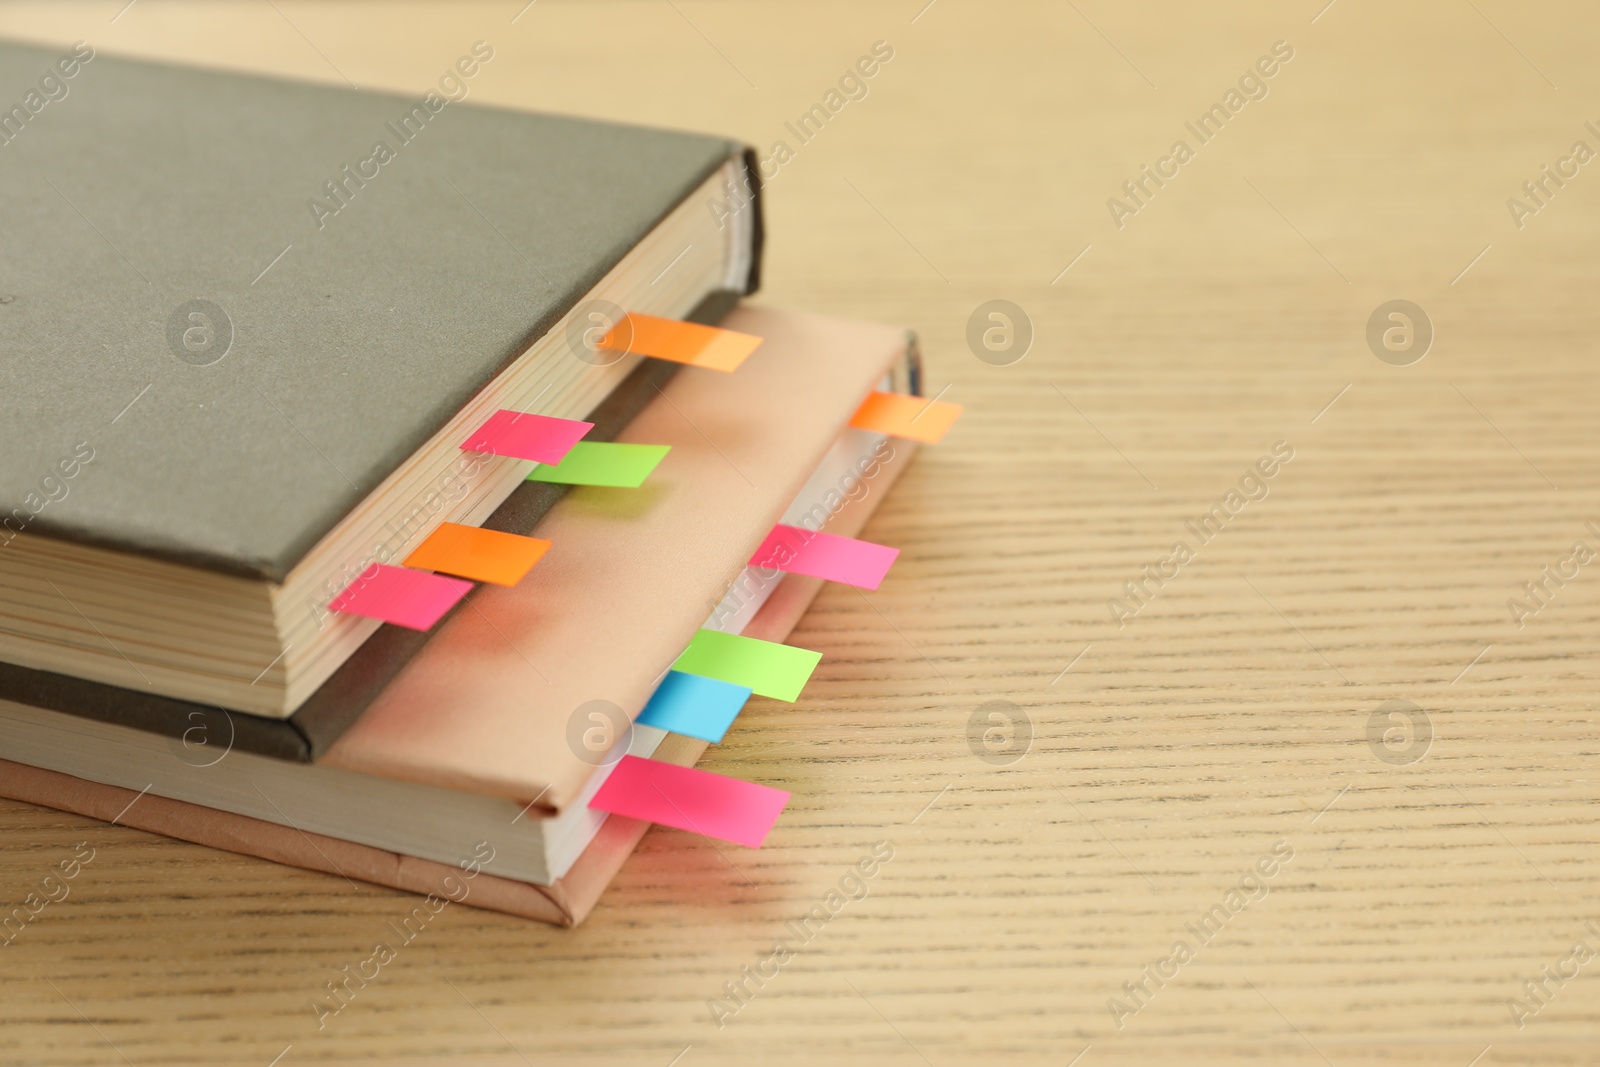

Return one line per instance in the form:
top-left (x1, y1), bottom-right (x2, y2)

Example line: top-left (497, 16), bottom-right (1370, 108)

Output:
top-left (635, 670), bottom-right (753, 744)
top-left (589, 755), bottom-right (789, 848)
top-left (750, 524), bottom-right (900, 591)
top-left (600, 312), bottom-right (761, 372)
top-left (527, 442), bottom-right (670, 488)
top-left (671, 629), bottom-right (822, 703)
top-left (329, 564), bottom-right (472, 631)
top-left (849, 390), bottom-right (963, 444)
top-left (461, 409), bottom-right (593, 463)
top-left (404, 522), bottom-right (551, 587)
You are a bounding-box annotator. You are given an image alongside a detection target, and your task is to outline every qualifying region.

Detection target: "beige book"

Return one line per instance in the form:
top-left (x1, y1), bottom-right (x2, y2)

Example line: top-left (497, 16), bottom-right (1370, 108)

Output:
top-left (0, 306), bottom-right (920, 920)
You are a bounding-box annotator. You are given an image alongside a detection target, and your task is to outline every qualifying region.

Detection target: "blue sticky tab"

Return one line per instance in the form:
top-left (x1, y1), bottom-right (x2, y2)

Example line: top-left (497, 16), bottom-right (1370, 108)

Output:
top-left (635, 670), bottom-right (754, 743)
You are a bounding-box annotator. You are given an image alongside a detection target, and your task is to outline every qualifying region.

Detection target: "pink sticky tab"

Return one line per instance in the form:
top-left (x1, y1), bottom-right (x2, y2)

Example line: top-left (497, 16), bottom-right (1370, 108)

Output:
top-left (328, 564), bottom-right (473, 631)
top-left (750, 524), bottom-right (900, 590)
top-left (461, 409), bottom-right (593, 464)
top-left (589, 755), bottom-right (790, 849)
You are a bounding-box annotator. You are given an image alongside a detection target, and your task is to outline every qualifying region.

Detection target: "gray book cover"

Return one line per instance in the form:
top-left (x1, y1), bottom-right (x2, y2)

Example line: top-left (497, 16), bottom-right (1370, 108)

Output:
top-left (0, 39), bottom-right (756, 580)
top-left (0, 41), bottom-right (763, 759)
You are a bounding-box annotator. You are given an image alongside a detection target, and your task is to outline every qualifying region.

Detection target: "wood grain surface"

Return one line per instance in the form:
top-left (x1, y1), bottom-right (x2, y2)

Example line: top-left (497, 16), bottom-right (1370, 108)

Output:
top-left (3, 2), bottom-right (1599, 1063)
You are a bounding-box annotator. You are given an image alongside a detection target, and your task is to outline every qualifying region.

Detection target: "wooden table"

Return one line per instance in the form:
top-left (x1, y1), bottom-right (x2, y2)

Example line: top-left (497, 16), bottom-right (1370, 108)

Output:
top-left (3, 2), bottom-right (1599, 1063)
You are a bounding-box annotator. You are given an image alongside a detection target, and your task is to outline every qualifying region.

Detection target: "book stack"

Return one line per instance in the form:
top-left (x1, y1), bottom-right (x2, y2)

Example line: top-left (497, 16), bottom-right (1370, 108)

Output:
top-left (0, 41), bottom-right (961, 925)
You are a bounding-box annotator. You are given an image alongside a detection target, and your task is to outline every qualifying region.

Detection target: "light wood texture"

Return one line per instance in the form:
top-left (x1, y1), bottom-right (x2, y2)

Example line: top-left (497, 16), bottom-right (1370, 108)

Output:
top-left (3, 2), bottom-right (1599, 1062)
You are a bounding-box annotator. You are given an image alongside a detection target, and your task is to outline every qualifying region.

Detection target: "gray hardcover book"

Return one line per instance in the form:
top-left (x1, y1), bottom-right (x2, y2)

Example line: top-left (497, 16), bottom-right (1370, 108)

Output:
top-left (0, 39), bottom-right (764, 757)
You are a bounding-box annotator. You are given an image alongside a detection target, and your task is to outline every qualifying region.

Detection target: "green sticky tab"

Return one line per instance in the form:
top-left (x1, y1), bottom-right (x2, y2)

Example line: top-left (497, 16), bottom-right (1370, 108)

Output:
top-left (671, 629), bottom-right (823, 702)
top-left (527, 442), bottom-right (670, 488)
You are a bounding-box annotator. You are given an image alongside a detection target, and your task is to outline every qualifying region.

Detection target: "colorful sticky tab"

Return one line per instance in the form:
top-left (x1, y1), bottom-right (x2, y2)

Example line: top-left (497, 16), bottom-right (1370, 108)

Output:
top-left (461, 409), bottom-right (593, 463)
top-left (635, 670), bottom-right (753, 744)
top-left (750, 524), bottom-right (900, 591)
top-left (600, 312), bottom-right (761, 372)
top-left (849, 391), bottom-right (963, 444)
top-left (403, 522), bottom-right (551, 587)
top-left (329, 564), bottom-right (472, 631)
top-left (589, 755), bottom-right (789, 848)
top-left (527, 442), bottom-right (670, 488)
top-left (671, 629), bottom-right (822, 703)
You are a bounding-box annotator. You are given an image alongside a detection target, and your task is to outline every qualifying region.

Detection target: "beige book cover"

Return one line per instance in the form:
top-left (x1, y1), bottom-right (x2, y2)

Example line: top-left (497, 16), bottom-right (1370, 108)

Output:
top-left (320, 303), bottom-right (912, 810)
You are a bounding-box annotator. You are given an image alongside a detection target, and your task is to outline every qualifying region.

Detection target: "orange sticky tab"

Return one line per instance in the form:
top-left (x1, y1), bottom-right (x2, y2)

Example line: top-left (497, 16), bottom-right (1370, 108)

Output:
top-left (404, 522), bottom-right (551, 587)
top-left (600, 312), bottom-right (761, 372)
top-left (849, 391), bottom-right (963, 444)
